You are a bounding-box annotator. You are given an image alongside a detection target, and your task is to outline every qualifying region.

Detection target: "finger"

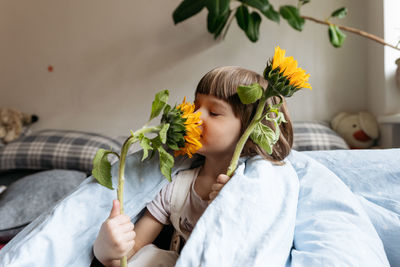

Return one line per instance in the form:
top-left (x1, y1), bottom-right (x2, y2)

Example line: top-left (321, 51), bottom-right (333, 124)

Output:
top-left (109, 199), bottom-right (121, 219)
top-left (217, 174), bottom-right (230, 184)
top-left (209, 191), bottom-right (218, 201)
top-left (113, 214), bottom-right (132, 224)
top-left (120, 231), bottom-right (136, 242)
top-left (118, 222), bottom-right (135, 233)
top-left (211, 183), bottom-right (224, 191)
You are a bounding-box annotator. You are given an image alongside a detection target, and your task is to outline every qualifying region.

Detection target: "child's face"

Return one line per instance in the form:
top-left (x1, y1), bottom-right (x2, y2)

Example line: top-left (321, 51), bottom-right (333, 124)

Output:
top-left (194, 93), bottom-right (241, 159)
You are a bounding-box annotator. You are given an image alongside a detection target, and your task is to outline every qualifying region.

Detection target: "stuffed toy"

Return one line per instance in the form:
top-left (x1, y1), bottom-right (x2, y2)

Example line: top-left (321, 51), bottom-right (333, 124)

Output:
top-left (331, 111), bottom-right (379, 149)
top-left (0, 108), bottom-right (39, 143)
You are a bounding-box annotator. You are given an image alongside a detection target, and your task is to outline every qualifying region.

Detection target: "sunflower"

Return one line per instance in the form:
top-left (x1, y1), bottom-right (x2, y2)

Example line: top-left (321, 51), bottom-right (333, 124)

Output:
top-left (264, 46), bottom-right (312, 97)
top-left (272, 46), bottom-right (312, 90)
top-left (173, 98), bottom-right (202, 158)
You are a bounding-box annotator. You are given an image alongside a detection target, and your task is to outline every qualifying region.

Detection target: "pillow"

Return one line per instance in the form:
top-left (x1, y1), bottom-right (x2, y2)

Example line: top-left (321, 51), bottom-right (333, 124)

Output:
top-left (0, 169), bottom-right (86, 242)
top-left (288, 151), bottom-right (390, 266)
top-left (292, 121), bottom-right (349, 151)
top-left (0, 129), bottom-right (122, 173)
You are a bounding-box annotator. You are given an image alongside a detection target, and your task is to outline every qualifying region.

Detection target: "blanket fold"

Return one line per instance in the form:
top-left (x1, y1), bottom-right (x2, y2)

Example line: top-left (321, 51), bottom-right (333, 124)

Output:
top-left (0, 149), bottom-right (396, 267)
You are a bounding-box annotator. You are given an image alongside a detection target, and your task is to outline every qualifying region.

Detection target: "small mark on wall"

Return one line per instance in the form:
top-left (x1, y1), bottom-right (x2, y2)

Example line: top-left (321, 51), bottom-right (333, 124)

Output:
top-left (48, 65), bottom-right (54, 72)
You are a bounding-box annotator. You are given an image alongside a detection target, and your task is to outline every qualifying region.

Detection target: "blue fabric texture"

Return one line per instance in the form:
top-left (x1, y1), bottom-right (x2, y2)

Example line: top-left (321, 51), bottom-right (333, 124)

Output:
top-left (0, 149), bottom-right (398, 267)
top-left (303, 149), bottom-right (400, 266)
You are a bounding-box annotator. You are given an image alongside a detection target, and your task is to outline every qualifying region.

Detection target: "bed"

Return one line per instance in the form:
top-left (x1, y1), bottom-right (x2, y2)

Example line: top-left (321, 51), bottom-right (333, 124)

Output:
top-left (0, 122), bottom-right (398, 266)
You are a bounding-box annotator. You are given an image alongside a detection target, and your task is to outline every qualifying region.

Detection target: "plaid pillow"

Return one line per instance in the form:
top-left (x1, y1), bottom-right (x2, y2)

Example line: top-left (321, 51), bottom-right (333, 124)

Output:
top-left (0, 130), bottom-right (122, 173)
top-left (293, 121), bottom-right (349, 151)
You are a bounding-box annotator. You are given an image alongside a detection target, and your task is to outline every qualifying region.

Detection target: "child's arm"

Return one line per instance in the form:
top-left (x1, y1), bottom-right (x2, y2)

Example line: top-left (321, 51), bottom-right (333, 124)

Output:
top-left (208, 174), bottom-right (230, 203)
top-left (125, 209), bottom-right (164, 260)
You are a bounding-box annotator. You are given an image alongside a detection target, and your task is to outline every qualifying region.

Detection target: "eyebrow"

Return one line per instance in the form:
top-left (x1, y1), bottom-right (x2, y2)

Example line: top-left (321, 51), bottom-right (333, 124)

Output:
top-left (195, 94), bottom-right (230, 110)
top-left (207, 98), bottom-right (230, 111)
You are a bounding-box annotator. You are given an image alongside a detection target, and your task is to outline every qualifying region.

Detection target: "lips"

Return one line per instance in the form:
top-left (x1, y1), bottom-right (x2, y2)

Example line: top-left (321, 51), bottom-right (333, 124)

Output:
top-left (353, 130), bottom-right (371, 142)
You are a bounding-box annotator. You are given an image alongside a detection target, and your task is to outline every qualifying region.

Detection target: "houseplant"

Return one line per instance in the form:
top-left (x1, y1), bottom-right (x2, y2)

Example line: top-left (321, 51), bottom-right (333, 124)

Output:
top-left (172, 0), bottom-right (400, 51)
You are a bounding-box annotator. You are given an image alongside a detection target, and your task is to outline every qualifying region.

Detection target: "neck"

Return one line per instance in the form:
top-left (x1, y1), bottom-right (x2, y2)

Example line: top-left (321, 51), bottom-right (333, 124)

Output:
top-left (201, 154), bottom-right (232, 180)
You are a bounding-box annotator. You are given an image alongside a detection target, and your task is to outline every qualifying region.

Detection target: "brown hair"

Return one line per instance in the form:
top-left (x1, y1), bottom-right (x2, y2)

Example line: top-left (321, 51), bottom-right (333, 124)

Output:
top-left (195, 66), bottom-right (293, 164)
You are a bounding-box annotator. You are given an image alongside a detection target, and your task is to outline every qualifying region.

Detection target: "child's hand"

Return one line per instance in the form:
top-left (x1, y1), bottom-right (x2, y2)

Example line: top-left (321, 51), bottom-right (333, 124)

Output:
top-left (208, 174), bottom-right (230, 204)
top-left (93, 200), bottom-right (136, 265)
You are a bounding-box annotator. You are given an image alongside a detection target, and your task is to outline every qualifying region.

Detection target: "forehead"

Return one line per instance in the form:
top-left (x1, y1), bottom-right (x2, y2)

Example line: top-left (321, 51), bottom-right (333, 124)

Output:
top-left (195, 93), bottom-right (231, 108)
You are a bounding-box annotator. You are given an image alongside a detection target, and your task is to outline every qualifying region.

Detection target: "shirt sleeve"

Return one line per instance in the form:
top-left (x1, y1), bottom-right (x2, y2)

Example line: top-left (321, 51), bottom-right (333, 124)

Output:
top-left (146, 179), bottom-right (175, 225)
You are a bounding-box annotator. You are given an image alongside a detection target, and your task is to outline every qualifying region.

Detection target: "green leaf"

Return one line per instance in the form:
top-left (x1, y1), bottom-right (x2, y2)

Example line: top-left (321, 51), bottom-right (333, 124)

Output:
top-left (92, 149), bottom-right (117, 190)
top-left (331, 7), bottom-right (347, 19)
top-left (240, 0), bottom-right (270, 13)
top-left (173, 0), bottom-right (207, 24)
top-left (279, 5), bottom-right (305, 31)
top-left (159, 123), bottom-right (170, 144)
top-left (328, 24), bottom-right (346, 48)
top-left (207, 0), bottom-right (230, 33)
top-left (157, 146), bottom-right (174, 182)
top-left (213, 9), bottom-right (231, 39)
top-left (247, 12), bottom-right (262, 42)
top-left (263, 5), bottom-right (280, 23)
top-left (299, 0), bottom-right (310, 6)
top-left (250, 122), bottom-right (277, 154)
top-left (237, 83), bottom-right (263, 104)
top-left (235, 5), bottom-right (249, 32)
top-left (151, 136), bottom-right (162, 150)
top-left (139, 135), bottom-right (152, 161)
top-left (150, 90), bottom-right (169, 121)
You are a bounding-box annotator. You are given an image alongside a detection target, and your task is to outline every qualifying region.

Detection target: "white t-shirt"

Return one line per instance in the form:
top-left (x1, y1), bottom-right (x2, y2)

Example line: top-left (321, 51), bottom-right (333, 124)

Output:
top-left (146, 167), bottom-right (208, 234)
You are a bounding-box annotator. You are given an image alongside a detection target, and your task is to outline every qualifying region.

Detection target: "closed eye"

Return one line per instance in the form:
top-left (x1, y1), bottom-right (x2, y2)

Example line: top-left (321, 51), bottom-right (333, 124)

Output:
top-left (210, 111), bottom-right (220, 117)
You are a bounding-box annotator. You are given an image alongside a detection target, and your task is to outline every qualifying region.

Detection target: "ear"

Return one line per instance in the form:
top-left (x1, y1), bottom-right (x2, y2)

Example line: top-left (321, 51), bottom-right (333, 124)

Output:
top-left (358, 112), bottom-right (379, 139)
top-left (331, 112), bottom-right (349, 131)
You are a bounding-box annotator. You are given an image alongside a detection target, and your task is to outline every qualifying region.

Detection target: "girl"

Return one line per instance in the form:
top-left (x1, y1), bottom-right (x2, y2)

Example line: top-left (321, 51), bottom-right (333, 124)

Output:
top-left (92, 66), bottom-right (293, 267)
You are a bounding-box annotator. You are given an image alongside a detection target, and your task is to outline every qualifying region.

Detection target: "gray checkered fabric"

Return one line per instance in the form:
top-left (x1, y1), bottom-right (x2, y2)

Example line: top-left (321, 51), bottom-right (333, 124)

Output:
top-left (0, 130), bottom-right (122, 173)
top-left (293, 121), bottom-right (349, 151)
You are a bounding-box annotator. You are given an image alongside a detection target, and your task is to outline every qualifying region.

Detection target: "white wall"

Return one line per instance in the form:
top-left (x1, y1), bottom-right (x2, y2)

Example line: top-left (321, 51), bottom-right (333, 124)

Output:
top-left (0, 0), bottom-right (386, 138)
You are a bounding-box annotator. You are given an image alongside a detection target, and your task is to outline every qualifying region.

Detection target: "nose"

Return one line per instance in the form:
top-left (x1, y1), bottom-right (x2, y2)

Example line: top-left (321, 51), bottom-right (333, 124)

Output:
top-left (194, 108), bottom-right (204, 132)
top-left (195, 107), bottom-right (205, 120)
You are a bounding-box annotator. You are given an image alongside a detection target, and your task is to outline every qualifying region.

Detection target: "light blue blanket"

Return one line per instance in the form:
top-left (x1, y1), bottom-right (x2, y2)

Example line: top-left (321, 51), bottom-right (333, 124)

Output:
top-left (1, 149), bottom-right (397, 266)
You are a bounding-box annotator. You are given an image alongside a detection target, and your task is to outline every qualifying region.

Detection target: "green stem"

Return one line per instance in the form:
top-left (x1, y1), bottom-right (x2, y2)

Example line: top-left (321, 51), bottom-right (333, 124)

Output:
top-left (226, 95), bottom-right (268, 177)
top-left (117, 125), bottom-right (162, 267)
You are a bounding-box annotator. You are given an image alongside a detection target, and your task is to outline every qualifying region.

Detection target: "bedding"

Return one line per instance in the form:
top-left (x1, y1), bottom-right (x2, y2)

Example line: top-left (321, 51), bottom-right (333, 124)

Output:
top-left (292, 121), bottom-right (349, 151)
top-left (0, 170), bottom-right (86, 242)
top-left (0, 149), bottom-right (398, 267)
top-left (0, 129), bottom-right (122, 173)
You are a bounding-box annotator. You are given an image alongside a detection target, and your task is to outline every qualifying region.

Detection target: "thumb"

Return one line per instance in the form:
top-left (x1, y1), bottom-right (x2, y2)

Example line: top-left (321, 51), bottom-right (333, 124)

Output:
top-left (217, 174), bottom-right (230, 184)
top-left (109, 199), bottom-right (121, 218)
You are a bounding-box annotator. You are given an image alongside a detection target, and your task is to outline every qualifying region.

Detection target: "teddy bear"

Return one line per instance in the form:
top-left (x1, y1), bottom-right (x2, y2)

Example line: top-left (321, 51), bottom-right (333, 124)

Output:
top-left (0, 108), bottom-right (39, 144)
top-left (331, 111), bottom-right (379, 149)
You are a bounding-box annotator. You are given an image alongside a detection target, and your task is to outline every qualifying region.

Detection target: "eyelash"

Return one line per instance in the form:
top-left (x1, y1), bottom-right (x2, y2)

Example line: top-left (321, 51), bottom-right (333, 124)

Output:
top-left (210, 111), bottom-right (219, 117)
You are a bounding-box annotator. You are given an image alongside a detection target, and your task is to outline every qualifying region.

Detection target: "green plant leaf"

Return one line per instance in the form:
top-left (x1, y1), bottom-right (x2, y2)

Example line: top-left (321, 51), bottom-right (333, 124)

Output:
top-left (150, 90), bottom-right (169, 121)
top-left (213, 9), bottom-right (231, 39)
top-left (173, 0), bottom-right (208, 24)
top-left (159, 123), bottom-right (170, 144)
top-left (279, 5), bottom-right (305, 31)
top-left (331, 7), bottom-right (347, 19)
top-left (237, 83), bottom-right (263, 104)
top-left (250, 122), bottom-right (277, 154)
top-left (139, 135), bottom-right (152, 161)
top-left (263, 5), bottom-right (280, 23)
top-left (206, 0), bottom-right (230, 33)
top-left (246, 11), bottom-right (262, 42)
top-left (157, 146), bottom-right (174, 182)
top-left (92, 149), bottom-right (117, 190)
top-left (235, 5), bottom-right (249, 31)
top-left (328, 24), bottom-right (346, 48)
top-left (299, 0), bottom-right (310, 6)
top-left (240, 0), bottom-right (269, 13)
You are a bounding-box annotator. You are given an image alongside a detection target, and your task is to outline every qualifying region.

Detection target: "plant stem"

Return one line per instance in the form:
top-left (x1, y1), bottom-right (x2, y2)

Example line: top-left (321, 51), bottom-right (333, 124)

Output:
top-left (226, 95), bottom-right (268, 177)
top-left (302, 15), bottom-right (400, 51)
top-left (117, 125), bottom-right (162, 267)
